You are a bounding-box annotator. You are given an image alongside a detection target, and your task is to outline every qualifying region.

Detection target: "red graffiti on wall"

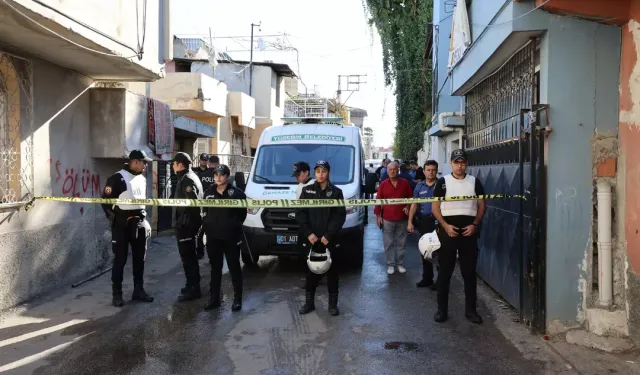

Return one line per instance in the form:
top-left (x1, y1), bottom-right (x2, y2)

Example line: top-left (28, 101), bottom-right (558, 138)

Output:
top-left (48, 159), bottom-right (101, 214)
top-left (60, 168), bottom-right (101, 197)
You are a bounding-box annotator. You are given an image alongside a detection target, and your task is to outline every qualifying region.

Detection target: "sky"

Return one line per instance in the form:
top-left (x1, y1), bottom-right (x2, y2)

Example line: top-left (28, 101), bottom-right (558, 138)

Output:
top-left (170, 0), bottom-right (396, 147)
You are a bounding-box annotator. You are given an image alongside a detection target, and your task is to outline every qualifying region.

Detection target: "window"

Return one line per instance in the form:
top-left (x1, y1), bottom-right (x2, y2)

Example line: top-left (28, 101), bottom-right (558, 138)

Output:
top-left (253, 144), bottom-right (355, 185)
top-left (195, 138), bottom-right (207, 155)
top-left (0, 52), bottom-right (33, 205)
top-left (231, 131), bottom-right (245, 155)
top-left (174, 60), bottom-right (192, 72)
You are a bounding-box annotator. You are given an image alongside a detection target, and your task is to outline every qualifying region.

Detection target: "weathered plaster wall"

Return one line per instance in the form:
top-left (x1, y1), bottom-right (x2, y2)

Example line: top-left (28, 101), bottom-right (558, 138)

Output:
top-left (537, 16), bottom-right (621, 331)
top-left (0, 58), bottom-right (125, 310)
top-left (619, 2), bottom-right (640, 346)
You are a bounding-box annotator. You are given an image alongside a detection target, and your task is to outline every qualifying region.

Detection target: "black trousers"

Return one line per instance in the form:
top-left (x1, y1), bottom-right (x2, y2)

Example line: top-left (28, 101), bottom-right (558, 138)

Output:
top-left (417, 214), bottom-right (437, 282)
top-left (304, 245), bottom-right (339, 294)
top-left (177, 223), bottom-right (201, 288)
top-left (435, 219), bottom-right (479, 313)
top-left (196, 225), bottom-right (205, 257)
top-left (111, 216), bottom-right (147, 289)
top-left (208, 238), bottom-right (243, 297)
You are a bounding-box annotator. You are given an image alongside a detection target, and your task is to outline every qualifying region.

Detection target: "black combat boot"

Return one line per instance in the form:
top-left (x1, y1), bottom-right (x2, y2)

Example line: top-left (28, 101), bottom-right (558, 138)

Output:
top-left (434, 310), bottom-right (448, 323)
top-left (204, 294), bottom-right (221, 311)
top-left (112, 284), bottom-right (124, 307)
top-left (328, 293), bottom-right (339, 316)
top-left (299, 291), bottom-right (316, 314)
top-left (465, 311), bottom-right (483, 324)
top-left (178, 285), bottom-right (202, 302)
top-left (132, 283), bottom-right (154, 302)
top-left (231, 294), bottom-right (242, 312)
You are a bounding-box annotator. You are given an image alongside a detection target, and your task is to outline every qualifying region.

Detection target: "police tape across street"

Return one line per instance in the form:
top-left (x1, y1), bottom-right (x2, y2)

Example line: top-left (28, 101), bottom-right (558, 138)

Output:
top-left (23, 194), bottom-right (526, 211)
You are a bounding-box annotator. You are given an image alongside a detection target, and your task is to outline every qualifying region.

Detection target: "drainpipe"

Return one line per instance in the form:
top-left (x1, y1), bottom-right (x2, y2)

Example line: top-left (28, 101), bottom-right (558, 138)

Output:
top-left (597, 180), bottom-right (613, 307)
top-left (437, 112), bottom-right (465, 148)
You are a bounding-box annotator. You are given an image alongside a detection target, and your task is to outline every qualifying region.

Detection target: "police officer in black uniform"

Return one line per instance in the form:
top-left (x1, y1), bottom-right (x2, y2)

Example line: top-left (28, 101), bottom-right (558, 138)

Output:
top-left (194, 155), bottom-right (217, 259)
top-left (193, 153), bottom-right (209, 175)
top-left (101, 150), bottom-right (154, 307)
top-left (297, 160), bottom-right (347, 316)
top-left (202, 164), bottom-right (247, 311)
top-left (172, 152), bottom-right (204, 301)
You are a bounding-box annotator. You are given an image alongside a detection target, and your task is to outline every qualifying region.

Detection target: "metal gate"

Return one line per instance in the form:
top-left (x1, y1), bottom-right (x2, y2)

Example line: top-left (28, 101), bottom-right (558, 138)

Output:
top-left (156, 161), bottom-right (174, 232)
top-left (464, 39), bottom-right (547, 332)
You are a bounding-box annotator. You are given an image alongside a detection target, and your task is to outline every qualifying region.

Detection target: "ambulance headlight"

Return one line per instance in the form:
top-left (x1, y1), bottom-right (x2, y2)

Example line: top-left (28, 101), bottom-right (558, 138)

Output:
top-left (246, 197), bottom-right (260, 215)
top-left (345, 196), bottom-right (357, 214)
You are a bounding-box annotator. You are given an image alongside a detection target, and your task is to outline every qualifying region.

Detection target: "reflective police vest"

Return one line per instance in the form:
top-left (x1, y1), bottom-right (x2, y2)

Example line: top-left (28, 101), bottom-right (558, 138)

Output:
top-left (115, 169), bottom-right (147, 211)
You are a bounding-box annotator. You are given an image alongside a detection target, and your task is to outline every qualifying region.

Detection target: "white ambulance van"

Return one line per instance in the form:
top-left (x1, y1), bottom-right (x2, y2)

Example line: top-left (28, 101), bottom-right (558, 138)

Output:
top-left (242, 117), bottom-right (367, 268)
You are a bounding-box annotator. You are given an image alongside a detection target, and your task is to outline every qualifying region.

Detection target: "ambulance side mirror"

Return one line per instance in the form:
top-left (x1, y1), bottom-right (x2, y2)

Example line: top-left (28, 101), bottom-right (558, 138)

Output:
top-left (234, 172), bottom-right (247, 191)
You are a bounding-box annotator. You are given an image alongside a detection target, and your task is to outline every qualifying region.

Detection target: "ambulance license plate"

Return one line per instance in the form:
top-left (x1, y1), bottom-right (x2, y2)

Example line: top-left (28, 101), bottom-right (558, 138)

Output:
top-left (276, 235), bottom-right (298, 245)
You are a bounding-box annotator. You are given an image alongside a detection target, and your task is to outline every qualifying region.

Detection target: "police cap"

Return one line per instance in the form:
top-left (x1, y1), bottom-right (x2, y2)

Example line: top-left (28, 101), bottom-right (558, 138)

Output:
top-left (450, 149), bottom-right (468, 162)
top-left (129, 149), bottom-right (153, 162)
top-left (314, 160), bottom-right (331, 171)
top-left (213, 164), bottom-right (231, 176)
top-left (292, 161), bottom-right (310, 177)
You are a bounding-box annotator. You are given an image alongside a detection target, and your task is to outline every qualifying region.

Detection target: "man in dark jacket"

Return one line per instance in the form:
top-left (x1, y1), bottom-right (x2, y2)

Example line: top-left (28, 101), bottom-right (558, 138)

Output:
top-left (172, 152), bottom-right (204, 302)
top-left (202, 164), bottom-right (248, 312)
top-left (297, 160), bottom-right (347, 316)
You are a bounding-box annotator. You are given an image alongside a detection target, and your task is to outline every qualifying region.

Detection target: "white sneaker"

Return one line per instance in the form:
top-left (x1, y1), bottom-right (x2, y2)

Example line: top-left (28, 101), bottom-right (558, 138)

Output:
top-left (387, 266), bottom-right (395, 275)
top-left (397, 265), bottom-right (407, 274)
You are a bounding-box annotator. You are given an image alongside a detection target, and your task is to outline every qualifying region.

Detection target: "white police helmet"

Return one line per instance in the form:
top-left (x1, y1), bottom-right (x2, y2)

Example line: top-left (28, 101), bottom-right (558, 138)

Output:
top-left (307, 246), bottom-right (332, 275)
top-left (418, 231), bottom-right (441, 260)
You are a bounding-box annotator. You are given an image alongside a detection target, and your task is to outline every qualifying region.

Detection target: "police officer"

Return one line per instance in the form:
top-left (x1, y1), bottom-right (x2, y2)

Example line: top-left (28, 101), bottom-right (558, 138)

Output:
top-left (101, 150), bottom-right (154, 307)
top-left (172, 152), bottom-right (204, 302)
top-left (193, 153), bottom-right (209, 175)
top-left (293, 161), bottom-right (314, 199)
top-left (297, 160), bottom-right (347, 316)
top-left (194, 155), bottom-right (217, 259)
top-left (202, 164), bottom-right (247, 311)
top-left (432, 149), bottom-right (486, 324)
top-left (208, 154), bottom-right (220, 169)
top-left (408, 160), bottom-right (439, 290)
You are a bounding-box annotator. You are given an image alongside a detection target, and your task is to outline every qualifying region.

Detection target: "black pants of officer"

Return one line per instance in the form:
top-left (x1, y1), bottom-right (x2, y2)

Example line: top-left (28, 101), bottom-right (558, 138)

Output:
top-left (305, 246), bottom-right (339, 294)
top-left (417, 214), bottom-right (438, 283)
top-left (435, 216), bottom-right (479, 313)
top-left (177, 223), bottom-right (201, 289)
top-left (111, 216), bottom-right (147, 290)
top-left (208, 238), bottom-right (243, 298)
top-left (196, 225), bottom-right (205, 258)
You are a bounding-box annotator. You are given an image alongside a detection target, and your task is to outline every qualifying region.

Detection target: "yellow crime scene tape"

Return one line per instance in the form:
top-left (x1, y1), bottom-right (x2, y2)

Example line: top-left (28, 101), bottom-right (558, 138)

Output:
top-left (24, 194), bottom-right (526, 211)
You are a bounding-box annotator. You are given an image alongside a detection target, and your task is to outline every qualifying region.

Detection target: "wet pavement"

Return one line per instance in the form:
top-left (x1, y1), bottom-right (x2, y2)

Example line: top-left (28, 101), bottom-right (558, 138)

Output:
top-left (0, 211), bottom-right (615, 375)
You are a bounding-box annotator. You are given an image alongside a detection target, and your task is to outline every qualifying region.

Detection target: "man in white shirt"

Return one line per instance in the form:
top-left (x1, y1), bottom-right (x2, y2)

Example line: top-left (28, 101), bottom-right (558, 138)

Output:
top-left (293, 161), bottom-right (315, 198)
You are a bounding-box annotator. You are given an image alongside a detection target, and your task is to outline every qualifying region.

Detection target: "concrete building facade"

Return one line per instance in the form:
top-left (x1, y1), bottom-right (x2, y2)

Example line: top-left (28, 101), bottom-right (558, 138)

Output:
top-left (0, 0), bottom-right (171, 310)
top-left (426, 0), bottom-right (636, 349)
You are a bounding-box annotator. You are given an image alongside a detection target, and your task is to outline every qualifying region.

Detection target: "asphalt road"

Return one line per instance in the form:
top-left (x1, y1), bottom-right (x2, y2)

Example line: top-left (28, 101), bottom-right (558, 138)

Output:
top-left (5, 215), bottom-right (547, 375)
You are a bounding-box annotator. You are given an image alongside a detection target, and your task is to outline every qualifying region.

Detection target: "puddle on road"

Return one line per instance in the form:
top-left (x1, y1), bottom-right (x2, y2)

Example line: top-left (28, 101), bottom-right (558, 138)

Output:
top-left (383, 341), bottom-right (421, 352)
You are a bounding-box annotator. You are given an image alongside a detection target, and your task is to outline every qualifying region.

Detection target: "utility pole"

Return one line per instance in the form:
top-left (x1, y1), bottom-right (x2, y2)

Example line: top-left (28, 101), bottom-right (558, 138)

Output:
top-left (336, 74), bottom-right (367, 124)
top-left (249, 22), bottom-right (261, 97)
top-left (336, 74), bottom-right (367, 105)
